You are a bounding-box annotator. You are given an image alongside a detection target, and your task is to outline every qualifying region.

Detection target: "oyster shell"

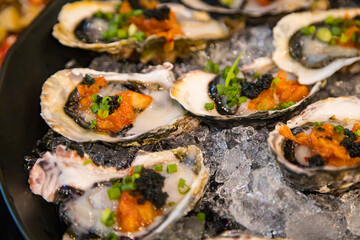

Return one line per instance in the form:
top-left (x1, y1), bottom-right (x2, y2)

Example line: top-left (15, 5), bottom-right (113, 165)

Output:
top-left (29, 145), bottom-right (209, 239)
top-left (273, 8), bottom-right (360, 85)
top-left (181, 0), bottom-right (312, 16)
top-left (206, 230), bottom-right (291, 239)
top-left (268, 96), bottom-right (360, 193)
top-left (40, 63), bottom-right (199, 145)
top-left (52, 1), bottom-right (231, 62)
top-left (170, 57), bottom-right (322, 121)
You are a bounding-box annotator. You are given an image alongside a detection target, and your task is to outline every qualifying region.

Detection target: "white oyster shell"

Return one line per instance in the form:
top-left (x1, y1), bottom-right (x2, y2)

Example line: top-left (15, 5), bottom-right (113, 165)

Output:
top-left (268, 96), bottom-right (360, 193)
top-left (181, 0), bottom-right (311, 16)
top-left (273, 8), bottom-right (360, 85)
top-left (53, 1), bottom-right (229, 56)
top-left (40, 63), bottom-right (199, 144)
top-left (29, 145), bottom-right (209, 239)
top-left (170, 57), bottom-right (322, 120)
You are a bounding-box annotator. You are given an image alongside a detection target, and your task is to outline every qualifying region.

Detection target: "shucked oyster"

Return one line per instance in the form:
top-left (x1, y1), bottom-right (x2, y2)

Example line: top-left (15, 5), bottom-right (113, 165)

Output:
top-left (40, 63), bottom-right (199, 145)
top-left (181, 0), bottom-right (314, 16)
top-left (29, 145), bottom-right (208, 239)
top-left (268, 97), bottom-right (360, 193)
top-left (53, 0), bottom-right (232, 62)
top-left (170, 57), bottom-right (322, 121)
top-left (273, 8), bottom-right (360, 85)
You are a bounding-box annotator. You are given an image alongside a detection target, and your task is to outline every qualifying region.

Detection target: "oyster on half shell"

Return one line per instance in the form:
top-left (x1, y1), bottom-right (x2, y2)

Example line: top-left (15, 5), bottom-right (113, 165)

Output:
top-left (53, 0), bottom-right (232, 62)
top-left (268, 97), bottom-right (360, 193)
top-left (170, 57), bottom-right (322, 121)
top-left (273, 8), bottom-right (360, 85)
top-left (181, 0), bottom-right (313, 16)
top-left (29, 145), bottom-right (208, 239)
top-left (40, 63), bottom-right (199, 145)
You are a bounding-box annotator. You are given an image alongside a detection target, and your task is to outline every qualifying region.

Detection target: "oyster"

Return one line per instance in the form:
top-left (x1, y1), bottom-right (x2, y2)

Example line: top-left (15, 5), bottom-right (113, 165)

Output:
top-left (40, 63), bottom-right (199, 145)
top-left (181, 0), bottom-right (313, 16)
top-left (206, 230), bottom-right (291, 239)
top-left (29, 145), bottom-right (209, 239)
top-left (273, 8), bottom-right (360, 85)
top-left (170, 57), bottom-right (322, 121)
top-left (268, 96), bottom-right (360, 193)
top-left (52, 0), bottom-right (232, 62)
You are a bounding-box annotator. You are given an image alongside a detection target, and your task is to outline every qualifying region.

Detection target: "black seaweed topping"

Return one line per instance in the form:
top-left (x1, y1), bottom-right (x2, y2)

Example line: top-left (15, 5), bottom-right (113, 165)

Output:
top-left (144, 6), bottom-right (170, 20)
top-left (308, 154), bottom-right (325, 167)
top-left (80, 74), bottom-right (96, 87)
top-left (241, 73), bottom-right (273, 99)
top-left (135, 168), bottom-right (168, 209)
top-left (316, 127), bottom-right (325, 132)
top-left (340, 129), bottom-right (360, 158)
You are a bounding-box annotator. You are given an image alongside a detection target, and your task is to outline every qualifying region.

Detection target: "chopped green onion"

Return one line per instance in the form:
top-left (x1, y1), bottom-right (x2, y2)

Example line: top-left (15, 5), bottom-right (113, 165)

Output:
top-left (178, 178), bottom-right (191, 194)
top-left (154, 165), bottom-right (163, 172)
top-left (107, 187), bottom-right (121, 200)
top-left (134, 173), bottom-right (140, 179)
top-left (128, 23), bottom-right (137, 37)
top-left (99, 103), bottom-right (110, 110)
top-left (330, 37), bottom-right (338, 46)
top-left (257, 103), bottom-right (267, 111)
top-left (102, 96), bottom-right (112, 104)
top-left (123, 176), bottom-right (135, 185)
top-left (98, 109), bottom-right (109, 118)
top-left (134, 31), bottom-right (147, 42)
top-left (340, 33), bottom-right (349, 43)
top-left (238, 96), bottom-right (247, 104)
top-left (225, 51), bottom-right (245, 87)
top-left (216, 84), bottom-right (225, 95)
top-left (356, 20), bottom-right (360, 27)
top-left (89, 119), bottom-right (97, 129)
top-left (168, 202), bottom-right (175, 207)
top-left (133, 9), bottom-right (143, 16)
top-left (313, 122), bottom-right (324, 127)
top-left (204, 103), bottom-right (215, 111)
top-left (325, 15), bottom-right (335, 25)
top-left (331, 26), bottom-right (342, 36)
top-left (90, 103), bottom-right (99, 113)
top-left (100, 208), bottom-right (115, 227)
top-left (114, 3), bottom-right (121, 12)
top-left (351, 32), bottom-right (357, 42)
top-left (167, 164), bottom-right (177, 174)
top-left (83, 158), bottom-right (93, 165)
top-left (104, 12), bottom-right (113, 21)
top-left (355, 129), bottom-right (360, 137)
top-left (301, 25), bottom-right (316, 36)
top-left (273, 77), bottom-right (280, 84)
top-left (121, 184), bottom-right (137, 191)
top-left (118, 96), bottom-right (123, 103)
top-left (205, 60), bottom-right (220, 74)
top-left (316, 27), bottom-right (332, 43)
top-left (334, 125), bottom-right (344, 134)
top-left (106, 232), bottom-right (118, 240)
top-left (93, 11), bottom-right (103, 18)
top-left (91, 94), bottom-right (98, 103)
top-left (196, 212), bottom-right (206, 222)
top-left (117, 29), bottom-right (128, 39)
top-left (134, 165), bottom-right (144, 174)
top-left (253, 72), bottom-right (260, 78)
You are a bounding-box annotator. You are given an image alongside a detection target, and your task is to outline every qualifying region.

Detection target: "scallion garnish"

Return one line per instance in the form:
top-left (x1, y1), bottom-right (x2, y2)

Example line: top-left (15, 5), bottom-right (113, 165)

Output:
top-left (100, 208), bottom-right (115, 227)
top-left (355, 129), bottom-right (360, 137)
top-left (134, 173), bottom-right (140, 179)
top-left (204, 103), bottom-right (215, 111)
top-left (334, 125), bottom-right (344, 134)
top-left (121, 176), bottom-right (137, 191)
top-left (196, 212), bottom-right (206, 222)
top-left (225, 51), bottom-right (245, 87)
top-left (273, 77), bottom-right (280, 84)
top-left (99, 103), bottom-right (110, 110)
top-left (253, 72), bottom-right (260, 78)
top-left (91, 94), bottom-right (98, 103)
top-left (83, 158), bottom-right (93, 165)
top-left (167, 164), bottom-right (177, 174)
top-left (154, 164), bottom-right (163, 172)
top-left (168, 201), bottom-right (175, 207)
top-left (107, 187), bottom-right (121, 200)
top-left (178, 178), bottom-right (191, 194)
top-left (313, 122), bottom-right (324, 128)
top-left (257, 103), bottom-right (267, 111)
top-left (134, 165), bottom-right (144, 174)
top-left (238, 96), bottom-right (247, 104)
top-left (106, 232), bottom-right (118, 240)
top-left (89, 119), bottom-right (97, 129)
top-left (205, 60), bottom-right (220, 74)
top-left (98, 109), bottom-right (109, 118)
top-left (118, 96), bottom-right (123, 104)
top-left (90, 103), bottom-right (99, 113)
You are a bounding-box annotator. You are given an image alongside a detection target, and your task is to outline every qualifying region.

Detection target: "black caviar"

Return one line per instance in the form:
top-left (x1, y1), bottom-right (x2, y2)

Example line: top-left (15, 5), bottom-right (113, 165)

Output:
top-left (241, 73), bottom-right (273, 99)
top-left (340, 129), bottom-right (360, 158)
top-left (80, 75), bottom-right (95, 87)
top-left (308, 154), bottom-right (325, 167)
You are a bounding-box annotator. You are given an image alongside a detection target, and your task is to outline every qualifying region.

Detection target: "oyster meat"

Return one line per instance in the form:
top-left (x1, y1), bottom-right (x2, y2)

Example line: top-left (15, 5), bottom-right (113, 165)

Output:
top-left (40, 63), bottom-right (199, 144)
top-left (170, 57), bottom-right (322, 121)
top-left (53, 0), bottom-right (231, 62)
top-left (181, 0), bottom-right (313, 16)
top-left (273, 8), bottom-right (360, 85)
top-left (268, 96), bottom-right (360, 193)
top-left (29, 145), bottom-right (209, 239)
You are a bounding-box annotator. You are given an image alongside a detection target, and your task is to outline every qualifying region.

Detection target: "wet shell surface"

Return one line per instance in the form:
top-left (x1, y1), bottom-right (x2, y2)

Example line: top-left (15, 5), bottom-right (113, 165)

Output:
top-left (29, 145), bottom-right (209, 239)
top-left (52, 1), bottom-right (230, 56)
top-left (273, 8), bottom-right (360, 85)
top-left (181, 0), bottom-right (312, 16)
top-left (268, 96), bottom-right (360, 193)
top-left (40, 63), bottom-right (199, 144)
top-left (170, 57), bottom-right (322, 121)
